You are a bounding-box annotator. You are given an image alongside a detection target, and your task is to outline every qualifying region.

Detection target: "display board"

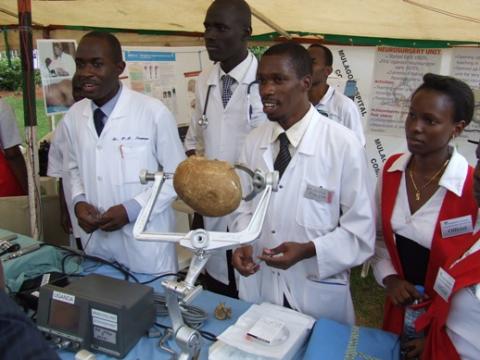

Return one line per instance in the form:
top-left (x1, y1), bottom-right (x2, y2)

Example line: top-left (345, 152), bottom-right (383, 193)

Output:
top-left (35, 41), bottom-right (479, 181)
top-left (121, 46), bottom-right (210, 126)
top-left (450, 48), bottom-right (480, 135)
top-left (369, 47), bottom-right (442, 135)
top-left (37, 39), bottom-right (77, 116)
top-left (325, 45), bottom-right (480, 183)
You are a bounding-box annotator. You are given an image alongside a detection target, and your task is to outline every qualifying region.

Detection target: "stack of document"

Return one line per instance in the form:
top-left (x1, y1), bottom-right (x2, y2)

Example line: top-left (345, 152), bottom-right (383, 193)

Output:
top-left (209, 302), bottom-right (315, 360)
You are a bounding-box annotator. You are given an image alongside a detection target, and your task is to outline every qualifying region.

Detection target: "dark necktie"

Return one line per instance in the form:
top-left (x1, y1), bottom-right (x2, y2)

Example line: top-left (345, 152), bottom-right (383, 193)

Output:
top-left (93, 108), bottom-right (105, 136)
top-left (274, 132), bottom-right (291, 179)
top-left (316, 107), bottom-right (329, 118)
top-left (221, 74), bottom-right (235, 108)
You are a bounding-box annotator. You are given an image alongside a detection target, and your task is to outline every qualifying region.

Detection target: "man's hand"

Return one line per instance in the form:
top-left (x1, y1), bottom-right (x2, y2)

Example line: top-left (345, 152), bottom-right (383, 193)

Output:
top-left (258, 241), bottom-right (316, 270)
top-left (402, 337), bottom-right (425, 359)
top-left (383, 275), bottom-right (422, 306)
top-left (232, 246), bottom-right (259, 277)
top-left (98, 205), bottom-right (129, 232)
top-left (74, 202), bottom-right (101, 233)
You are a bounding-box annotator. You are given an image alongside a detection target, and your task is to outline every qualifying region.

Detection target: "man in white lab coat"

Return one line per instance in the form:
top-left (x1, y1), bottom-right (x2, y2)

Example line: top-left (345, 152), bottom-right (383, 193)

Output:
top-left (307, 44), bottom-right (365, 146)
top-left (232, 42), bottom-right (375, 324)
top-left (63, 31), bottom-right (185, 274)
top-left (184, 0), bottom-right (266, 297)
top-left (47, 75), bottom-right (84, 249)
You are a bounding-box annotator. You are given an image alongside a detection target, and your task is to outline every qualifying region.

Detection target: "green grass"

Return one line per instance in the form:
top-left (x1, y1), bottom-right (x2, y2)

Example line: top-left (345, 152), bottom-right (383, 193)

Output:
top-left (2, 93), bottom-right (52, 143)
top-left (351, 265), bottom-right (385, 328)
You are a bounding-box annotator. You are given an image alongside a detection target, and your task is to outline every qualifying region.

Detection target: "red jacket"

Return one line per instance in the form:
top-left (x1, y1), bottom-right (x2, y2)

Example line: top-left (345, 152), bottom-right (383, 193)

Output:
top-left (417, 244), bottom-right (480, 360)
top-left (381, 153), bottom-right (478, 334)
top-left (0, 150), bottom-right (25, 197)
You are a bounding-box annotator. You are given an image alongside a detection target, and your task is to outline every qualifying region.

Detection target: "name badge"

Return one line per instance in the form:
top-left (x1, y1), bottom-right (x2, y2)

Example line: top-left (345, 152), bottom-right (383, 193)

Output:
top-left (434, 267), bottom-right (455, 302)
top-left (304, 184), bottom-right (333, 203)
top-left (440, 215), bottom-right (473, 239)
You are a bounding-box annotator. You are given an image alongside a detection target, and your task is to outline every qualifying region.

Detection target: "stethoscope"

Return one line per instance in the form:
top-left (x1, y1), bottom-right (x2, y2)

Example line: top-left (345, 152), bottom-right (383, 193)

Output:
top-left (198, 84), bottom-right (214, 128)
top-left (197, 80), bottom-right (259, 129)
top-left (198, 55), bottom-right (258, 129)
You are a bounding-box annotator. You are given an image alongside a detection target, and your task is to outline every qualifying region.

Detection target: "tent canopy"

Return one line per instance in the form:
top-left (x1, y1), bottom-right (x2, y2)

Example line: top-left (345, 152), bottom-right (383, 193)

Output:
top-left (0, 0), bottom-right (479, 46)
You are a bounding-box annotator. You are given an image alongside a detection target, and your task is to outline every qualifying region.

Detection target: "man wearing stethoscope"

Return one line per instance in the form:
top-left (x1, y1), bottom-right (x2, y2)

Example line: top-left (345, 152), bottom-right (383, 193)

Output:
top-left (184, 0), bottom-right (266, 298)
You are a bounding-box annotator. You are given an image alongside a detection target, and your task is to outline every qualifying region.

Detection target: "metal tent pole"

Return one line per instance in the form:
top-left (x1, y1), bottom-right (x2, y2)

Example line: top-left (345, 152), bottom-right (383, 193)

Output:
top-left (18, 0), bottom-right (41, 240)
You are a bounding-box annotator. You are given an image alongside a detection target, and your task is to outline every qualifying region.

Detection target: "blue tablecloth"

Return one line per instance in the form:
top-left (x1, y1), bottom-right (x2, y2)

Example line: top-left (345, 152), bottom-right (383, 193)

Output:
top-left (0, 229), bottom-right (81, 293)
top-left (304, 318), bottom-right (400, 360)
top-left (1, 229), bottom-right (401, 360)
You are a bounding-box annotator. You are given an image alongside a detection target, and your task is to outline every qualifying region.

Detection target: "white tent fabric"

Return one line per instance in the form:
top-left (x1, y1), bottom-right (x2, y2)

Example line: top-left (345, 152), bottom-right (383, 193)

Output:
top-left (0, 0), bottom-right (479, 43)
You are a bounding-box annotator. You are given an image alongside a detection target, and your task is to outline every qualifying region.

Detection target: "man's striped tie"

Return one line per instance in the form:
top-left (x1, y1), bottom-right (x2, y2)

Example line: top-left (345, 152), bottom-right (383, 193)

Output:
top-left (274, 132), bottom-right (291, 179)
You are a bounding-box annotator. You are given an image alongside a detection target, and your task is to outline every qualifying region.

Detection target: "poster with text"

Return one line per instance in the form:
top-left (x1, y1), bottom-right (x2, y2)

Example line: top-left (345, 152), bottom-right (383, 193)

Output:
top-left (124, 50), bottom-right (179, 118)
top-left (368, 46), bottom-right (442, 135)
top-left (122, 47), bottom-right (209, 126)
top-left (450, 48), bottom-right (480, 137)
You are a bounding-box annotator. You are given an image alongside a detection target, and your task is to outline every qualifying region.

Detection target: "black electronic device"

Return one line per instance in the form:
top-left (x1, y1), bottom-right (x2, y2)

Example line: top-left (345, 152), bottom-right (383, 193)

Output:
top-left (15, 272), bottom-right (69, 312)
top-left (36, 274), bottom-right (155, 358)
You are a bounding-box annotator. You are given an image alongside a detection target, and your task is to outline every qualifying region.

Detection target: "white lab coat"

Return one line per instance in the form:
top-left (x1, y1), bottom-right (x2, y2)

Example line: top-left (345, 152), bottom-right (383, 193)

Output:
top-left (47, 119), bottom-right (82, 239)
top-left (64, 86), bottom-right (186, 274)
top-left (231, 106), bottom-right (375, 324)
top-left (184, 51), bottom-right (267, 284)
top-left (314, 86), bottom-right (365, 146)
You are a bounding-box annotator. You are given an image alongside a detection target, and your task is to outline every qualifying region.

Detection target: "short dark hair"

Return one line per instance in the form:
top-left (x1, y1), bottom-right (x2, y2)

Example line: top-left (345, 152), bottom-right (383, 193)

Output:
top-left (413, 73), bottom-right (475, 125)
top-left (81, 31), bottom-right (123, 63)
top-left (210, 0), bottom-right (251, 29)
top-left (308, 43), bottom-right (333, 66)
top-left (263, 42), bottom-right (312, 78)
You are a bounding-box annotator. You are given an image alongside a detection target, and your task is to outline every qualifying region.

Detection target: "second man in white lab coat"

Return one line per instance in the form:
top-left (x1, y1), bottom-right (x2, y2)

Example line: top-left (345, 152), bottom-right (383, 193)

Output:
top-left (232, 42), bottom-right (375, 324)
top-left (184, 0), bottom-right (266, 297)
top-left (64, 32), bottom-right (185, 274)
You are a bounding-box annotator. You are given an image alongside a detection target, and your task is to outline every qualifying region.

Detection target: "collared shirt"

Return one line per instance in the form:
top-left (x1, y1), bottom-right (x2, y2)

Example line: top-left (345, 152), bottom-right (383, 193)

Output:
top-left (91, 83), bottom-right (123, 124)
top-left (269, 106), bottom-right (313, 161)
top-left (219, 52), bottom-right (254, 96)
top-left (372, 147), bottom-right (474, 284)
top-left (75, 83), bottom-right (141, 222)
top-left (314, 85), bottom-right (365, 146)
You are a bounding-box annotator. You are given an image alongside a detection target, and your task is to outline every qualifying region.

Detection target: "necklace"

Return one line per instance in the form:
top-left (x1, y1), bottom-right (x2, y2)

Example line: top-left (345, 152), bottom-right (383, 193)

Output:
top-left (409, 158), bottom-right (450, 201)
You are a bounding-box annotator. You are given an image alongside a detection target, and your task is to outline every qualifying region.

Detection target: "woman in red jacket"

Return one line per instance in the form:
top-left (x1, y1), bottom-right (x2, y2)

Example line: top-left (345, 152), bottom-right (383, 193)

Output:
top-left (372, 73), bottom-right (476, 359)
top-left (416, 141), bottom-right (480, 360)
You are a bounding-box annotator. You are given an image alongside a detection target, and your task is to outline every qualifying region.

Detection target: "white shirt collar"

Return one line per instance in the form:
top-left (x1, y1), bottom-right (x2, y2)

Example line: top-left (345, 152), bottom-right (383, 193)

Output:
top-left (269, 106), bottom-right (314, 149)
top-left (386, 147), bottom-right (469, 197)
top-left (317, 85), bottom-right (335, 106)
top-left (219, 51), bottom-right (253, 84)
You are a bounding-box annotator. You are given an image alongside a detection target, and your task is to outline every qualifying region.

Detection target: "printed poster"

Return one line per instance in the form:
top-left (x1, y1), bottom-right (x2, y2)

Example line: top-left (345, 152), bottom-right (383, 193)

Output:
top-left (450, 48), bottom-right (480, 137)
top-left (368, 46), bottom-right (442, 135)
top-left (37, 39), bottom-right (77, 115)
top-left (124, 50), bottom-right (179, 119)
